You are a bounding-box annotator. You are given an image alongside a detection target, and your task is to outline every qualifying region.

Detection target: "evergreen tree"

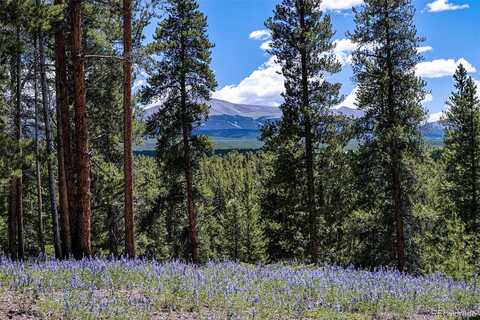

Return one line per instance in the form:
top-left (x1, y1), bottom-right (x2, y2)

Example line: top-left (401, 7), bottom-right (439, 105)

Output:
top-left (199, 153), bottom-right (267, 263)
top-left (443, 64), bottom-right (480, 233)
top-left (262, 0), bottom-right (342, 263)
top-left (141, 0), bottom-right (216, 263)
top-left (349, 0), bottom-right (427, 271)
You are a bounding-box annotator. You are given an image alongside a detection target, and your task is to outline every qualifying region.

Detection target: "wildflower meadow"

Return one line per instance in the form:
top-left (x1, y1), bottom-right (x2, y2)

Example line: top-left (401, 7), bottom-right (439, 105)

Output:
top-left (0, 258), bottom-right (479, 319)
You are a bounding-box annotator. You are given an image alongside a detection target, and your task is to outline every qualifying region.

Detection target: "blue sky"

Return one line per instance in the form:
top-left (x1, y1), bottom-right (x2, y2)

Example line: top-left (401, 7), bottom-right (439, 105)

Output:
top-left (145, 0), bottom-right (479, 121)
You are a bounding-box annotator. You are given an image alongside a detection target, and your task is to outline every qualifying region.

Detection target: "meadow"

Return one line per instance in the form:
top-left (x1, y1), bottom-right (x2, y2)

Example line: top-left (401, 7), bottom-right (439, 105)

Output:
top-left (0, 258), bottom-right (479, 319)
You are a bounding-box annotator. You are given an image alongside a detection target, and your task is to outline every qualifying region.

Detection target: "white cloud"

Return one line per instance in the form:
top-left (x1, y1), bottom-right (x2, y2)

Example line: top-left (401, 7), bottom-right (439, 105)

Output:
top-left (250, 29), bottom-right (272, 51)
top-left (321, 0), bottom-right (363, 10)
top-left (416, 58), bottom-right (476, 78)
top-left (260, 40), bottom-right (272, 51)
top-left (334, 87), bottom-right (358, 109)
top-left (249, 30), bottom-right (270, 41)
top-left (423, 93), bottom-right (434, 104)
top-left (333, 38), bottom-right (356, 65)
top-left (426, 0), bottom-right (469, 12)
top-left (428, 111), bottom-right (444, 123)
top-left (417, 46), bottom-right (433, 54)
top-left (213, 56), bottom-right (285, 106)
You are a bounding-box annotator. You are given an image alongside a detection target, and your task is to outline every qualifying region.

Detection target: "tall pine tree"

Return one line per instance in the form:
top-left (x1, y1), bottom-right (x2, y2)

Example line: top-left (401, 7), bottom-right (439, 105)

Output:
top-left (349, 0), bottom-right (426, 271)
top-left (443, 64), bottom-right (480, 233)
top-left (141, 0), bottom-right (216, 263)
top-left (262, 0), bottom-right (342, 263)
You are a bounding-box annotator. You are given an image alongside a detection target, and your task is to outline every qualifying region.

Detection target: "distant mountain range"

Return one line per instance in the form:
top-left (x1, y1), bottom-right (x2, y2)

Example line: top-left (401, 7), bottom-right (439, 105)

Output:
top-left (144, 98), bottom-right (365, 134)
top-left (142, 99), bottom-right (445, 146)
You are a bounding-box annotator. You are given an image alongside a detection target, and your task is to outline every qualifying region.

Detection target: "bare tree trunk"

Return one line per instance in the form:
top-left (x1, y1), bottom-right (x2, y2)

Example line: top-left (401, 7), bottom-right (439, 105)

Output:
top-left (55, 0), bottom-right (74, 256)
top-left (54, 0), bottom-right (72, 259)
top-left (123, 0), bottom-right (135, 258)
top-left (34, 36), bottom-right (46, 256)
top-left (39, 28), bottom-right (62, 259)
top-left (71, 0), bottom-right (92, 258)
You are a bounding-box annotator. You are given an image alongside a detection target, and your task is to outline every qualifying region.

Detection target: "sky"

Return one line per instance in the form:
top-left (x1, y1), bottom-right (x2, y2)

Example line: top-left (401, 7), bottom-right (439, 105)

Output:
top-left (144, 0), bottom-right (480, 121)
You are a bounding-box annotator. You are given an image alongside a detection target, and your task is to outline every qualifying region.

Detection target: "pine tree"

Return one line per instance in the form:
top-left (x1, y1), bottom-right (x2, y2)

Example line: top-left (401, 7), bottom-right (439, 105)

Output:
top-left (141, 0), bottom-right (216, 263)
top-left (199, 153), bottom-right (267, 263)
top-left (349, 0), bottom-right (427, 271)
top-left (262, 0), bottom-right (342, 263)
top-left (443, 65), bottom-right (480, 233)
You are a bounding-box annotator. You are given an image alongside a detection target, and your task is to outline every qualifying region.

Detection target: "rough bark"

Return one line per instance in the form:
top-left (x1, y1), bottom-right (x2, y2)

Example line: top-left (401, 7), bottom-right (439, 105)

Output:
top-left (123, 0), bottom-right (135, 258)
top-left (71, 0), bottom-right (92, 258)
top-left (39, 29), bottom-right (62, 259)
top-left (54, 0), bottom-right (72, 258)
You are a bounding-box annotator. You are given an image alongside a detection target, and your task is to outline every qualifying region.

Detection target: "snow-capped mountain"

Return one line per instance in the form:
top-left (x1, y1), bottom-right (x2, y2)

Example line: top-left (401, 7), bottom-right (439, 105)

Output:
top-left (143, 99), bottom-right (362, 132)
top-left (143, 98), bottom-right (283, 120)
top-left (140, 98), bottom-right (446, 145)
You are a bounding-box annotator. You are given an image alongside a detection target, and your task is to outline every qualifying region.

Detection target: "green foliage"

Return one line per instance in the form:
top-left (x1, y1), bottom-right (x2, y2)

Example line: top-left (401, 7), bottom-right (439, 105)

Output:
top-left (443, 65), bottom-right (480, 232)
top-left (349, 0), bottom-right (427, 270)
top-left (198, 152), bottom-right (267, 263)
top-left (261, 0), bottom-right (346, 262)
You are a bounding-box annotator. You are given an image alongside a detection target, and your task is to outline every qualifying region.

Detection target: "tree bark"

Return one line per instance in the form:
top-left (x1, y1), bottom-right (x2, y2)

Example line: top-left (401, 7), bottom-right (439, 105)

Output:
top-left (39, 28), bottom-right (63, 259)
top-left (54, 0), bottom-right (73, 259)
top-left (123, 0), bottom-right (135, 258)
top-left (34, 36), bottom-right (46, 256)
top-left (71, 0), bottom-right (92, 258)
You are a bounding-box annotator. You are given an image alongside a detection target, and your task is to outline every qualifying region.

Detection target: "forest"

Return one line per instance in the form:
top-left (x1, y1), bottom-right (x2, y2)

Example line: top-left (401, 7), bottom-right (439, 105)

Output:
top-left (1, 0), bottom-right (480, 318)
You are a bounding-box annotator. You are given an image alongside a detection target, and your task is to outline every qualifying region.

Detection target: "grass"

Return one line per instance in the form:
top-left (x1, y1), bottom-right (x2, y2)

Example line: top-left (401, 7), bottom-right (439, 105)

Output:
top-left (1, 258), bottom-right (479, 319)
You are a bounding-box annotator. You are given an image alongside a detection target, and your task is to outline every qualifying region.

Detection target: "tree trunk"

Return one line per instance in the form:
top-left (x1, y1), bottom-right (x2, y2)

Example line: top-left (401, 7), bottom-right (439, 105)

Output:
top-left (34, 36), bottom-right (46, 256)
top-left (123, 0), bottom-right (135, 258)
top-left (71, 0), bottom-right (92, 258)
top-left (298, 2), bottom-right (318, 264)
top-left (39, 28), bottom-right (62, 259)
top-left (55, 0), bottom-right (74, 257)
top-left (54, 0), bottom-right (73, 259)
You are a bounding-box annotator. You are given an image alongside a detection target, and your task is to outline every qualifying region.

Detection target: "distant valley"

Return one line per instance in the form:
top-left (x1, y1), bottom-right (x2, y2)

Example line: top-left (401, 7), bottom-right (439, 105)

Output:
top-left (139, 99), bottom-right (445, 151)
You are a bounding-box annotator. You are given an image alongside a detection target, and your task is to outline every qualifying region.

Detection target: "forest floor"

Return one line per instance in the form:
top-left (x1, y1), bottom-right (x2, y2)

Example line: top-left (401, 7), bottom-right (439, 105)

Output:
top-left (1, 258), bottom-right (480, 319)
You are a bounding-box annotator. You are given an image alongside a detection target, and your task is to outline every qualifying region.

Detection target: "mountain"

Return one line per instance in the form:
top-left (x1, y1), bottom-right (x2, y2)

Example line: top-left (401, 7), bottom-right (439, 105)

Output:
top-left (420, 120), bottom-right (445, 143)
top-left (141, 99), bottom-right (445, 148)
top-left (143, 98), bottom-right (282, 120)
top-left (143, 99), bottom-right (361, 133)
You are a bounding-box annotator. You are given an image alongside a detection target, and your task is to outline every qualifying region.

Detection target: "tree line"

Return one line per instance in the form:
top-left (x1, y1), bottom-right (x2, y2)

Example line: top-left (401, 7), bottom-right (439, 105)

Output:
top-left (0, 0), bottom-right (479, 276)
